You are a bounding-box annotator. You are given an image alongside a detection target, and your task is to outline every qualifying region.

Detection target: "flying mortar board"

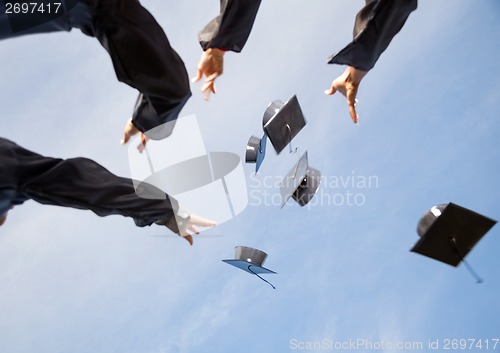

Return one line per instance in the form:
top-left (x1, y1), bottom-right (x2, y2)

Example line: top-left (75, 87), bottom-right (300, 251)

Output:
top-left (223, 246), bottom-right (276, 275)
top-left (245, 134), bottom-right (268, 173)
top-left (411, 203), bottom-right (497, 267)
top-left (280, 151), bottom-right (321, 208)
top-left (262, 95), bottom-right (306, 155)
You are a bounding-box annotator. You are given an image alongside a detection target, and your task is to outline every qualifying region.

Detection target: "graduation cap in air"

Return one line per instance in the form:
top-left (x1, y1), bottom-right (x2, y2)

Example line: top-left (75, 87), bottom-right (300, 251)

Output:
top-left (245, 95), bottom-right (306, 172)
top-left (263, 95), bottom-right (306, 154)
top-left (411, 203), bottom-right (497, 282)
top-left (223, 246), bottom-right (276, 289)
top-left (245, 134), bottom-right (267, 173)
top-left (280, 152), bottom-right (321, 207)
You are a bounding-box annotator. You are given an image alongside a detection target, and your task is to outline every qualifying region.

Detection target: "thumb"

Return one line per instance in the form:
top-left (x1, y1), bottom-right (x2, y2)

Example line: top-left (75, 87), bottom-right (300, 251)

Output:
top-left (324, 86), bottom-right (337, 96)
top-left (191, 69), bottom-right (203, 83)
top-left (120, 133), bottom-right (130, 145)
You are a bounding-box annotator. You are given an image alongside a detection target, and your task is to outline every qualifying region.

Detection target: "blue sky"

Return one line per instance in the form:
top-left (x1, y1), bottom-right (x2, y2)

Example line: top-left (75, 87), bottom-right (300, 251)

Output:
top-left (1, 1), bottom-right (499, 352)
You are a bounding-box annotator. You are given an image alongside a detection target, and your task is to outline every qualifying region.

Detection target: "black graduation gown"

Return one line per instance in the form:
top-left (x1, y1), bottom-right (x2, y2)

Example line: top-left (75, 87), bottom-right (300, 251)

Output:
top-left (198, 0), bottom-right (261, 52)
top-left (329, 0), bottom-right (418, 71)
top-left (0, 137), bottom-right (181, 232)
top-left (0, 0), bottom-right (261, 139)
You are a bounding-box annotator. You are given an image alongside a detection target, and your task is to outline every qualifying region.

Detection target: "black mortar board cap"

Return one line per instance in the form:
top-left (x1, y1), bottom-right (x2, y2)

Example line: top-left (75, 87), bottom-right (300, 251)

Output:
top-left (245, 134), bottom-right (268, 173)
top-left (262, 95), bottom-right (306, 154)
top-left (411, 203), bottom-right (497, 266)
top-left (222, 246), bottom-right (276, 274)
top-left (280, 151), bottom-right (321, 208)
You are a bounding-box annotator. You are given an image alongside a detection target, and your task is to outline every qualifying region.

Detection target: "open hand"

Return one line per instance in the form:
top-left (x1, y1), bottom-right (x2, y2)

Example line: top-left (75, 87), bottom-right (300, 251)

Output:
top-left (192, 48), bottom-right (225, 100)
top-left (120, 118), bottom-right (149, 152)
top-left (177, 213), bottom-right (217, 246)
top-left (324, 66), bottom-right (367, 124)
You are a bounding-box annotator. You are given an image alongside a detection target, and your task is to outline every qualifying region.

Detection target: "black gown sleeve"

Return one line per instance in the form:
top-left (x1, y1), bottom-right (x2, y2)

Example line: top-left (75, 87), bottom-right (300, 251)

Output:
top-left (198, 0), bottom-right (262, 52)
top-left (0, 0), bottom-right (92, 39)
top-left (0, 0), bottom-right (192, 140)
top-left (90, 0), bottom-right (191, 140)
top-left (328, 0), bottom-right (417, 71)
top-left (0, 137), bottom-right (180, 232)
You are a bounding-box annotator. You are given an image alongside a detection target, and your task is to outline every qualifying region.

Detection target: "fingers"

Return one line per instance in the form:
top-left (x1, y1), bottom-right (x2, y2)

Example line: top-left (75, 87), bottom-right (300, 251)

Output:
top-left (180, 234), bottom-right (193, 246)
top-left (325, 79), bottom-right (360, 124)
top-left (175, 215), bottom-right (216, 246)
top-left (335, 84), bottom-right (347, 97)
top-left (201, 79), bottom-right (215, 93)
top-left (346, 84), bottom-right (359, 124)
top-left (348, 102), bottom-right (358, 124)
top-left (137, 133), bottom-right (149, 153)
top-left (177, 229), bottom-right (195, 246)
top-left (201, 83), bottom-right (217, 101)
top-left (324, 79), bottom-right (339, 96)
top-left (120, 133), bottom-right (131, 145)
top-left (193, 49), bottom-right (223, 99)
top-left (120, 119), bottom-right (140, 145)
top-left (177, 226), bottom-right (198, 246)
top-left (324, 86), bottom-right (336, 96)
top-left (189, 214), bottom-right (217, 228)
top-left (200, 73), bottom-right (219, 100)
top-left (120, 119), bottom-right (150, 148)
top-left (206, 72), bottom-right (219, 82)
top-left (202, 83), bottom-right (216, 100)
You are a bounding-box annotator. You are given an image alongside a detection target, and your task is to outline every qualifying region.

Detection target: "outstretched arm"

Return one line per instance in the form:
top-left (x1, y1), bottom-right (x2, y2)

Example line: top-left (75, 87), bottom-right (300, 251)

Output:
top-left (329, 0), bottom-right (417, 71)
top-left (91, 0), bottom-right (191, 141)
top-left (192, 48), bottom-right (225, 101)
top-left (0, 138), bottom-right (215, 243)
top-left (326, 0), bottom-right (417, 123)
top-left (1, 0), bottom-right (190, 142)
top-left (324, 66), bottom-right (367, 124)
top-left (193, 0), bottom-right (262, 99)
